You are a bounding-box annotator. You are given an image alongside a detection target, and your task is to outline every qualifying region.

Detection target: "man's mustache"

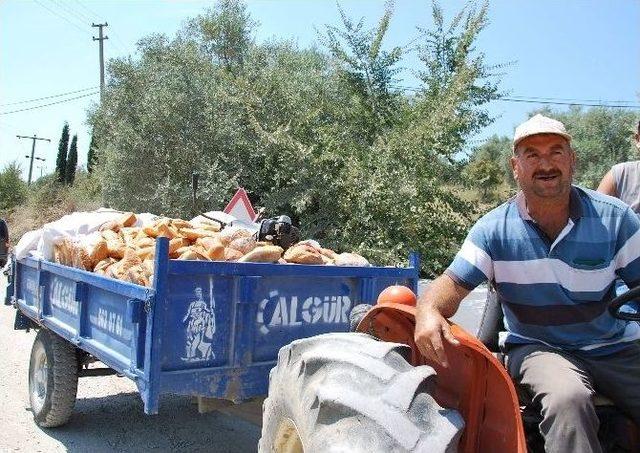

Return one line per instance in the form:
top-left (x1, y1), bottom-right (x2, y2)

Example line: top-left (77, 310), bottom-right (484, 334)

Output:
top-left (533, 170), bottom-right (562, 178)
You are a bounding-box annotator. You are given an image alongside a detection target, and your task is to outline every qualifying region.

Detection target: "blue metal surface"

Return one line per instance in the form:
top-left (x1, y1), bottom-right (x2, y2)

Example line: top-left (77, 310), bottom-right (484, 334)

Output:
top-left (6, 238), bottom-right (420, 414)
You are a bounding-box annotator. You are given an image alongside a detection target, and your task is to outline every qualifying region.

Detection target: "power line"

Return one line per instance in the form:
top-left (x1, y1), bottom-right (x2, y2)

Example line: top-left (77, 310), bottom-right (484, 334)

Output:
top-left (0, 92), bottom-right (99, 115)
top-left (506, 95), bottom-right (638, 104)
top-left (110, 31), bottom-right (134, 55)
top-left (0, 87), bottom-right (99, 107)
top-left (45, 0), bottom-right (93, 26)
top-left (390, 84), bottom-right (640, 109)
top-left (33, 0), bottom-right (92, 35)
top-left (71, 0), bottom-right (102, 22)
top-left (498, 97), bottom-right (640, 109)
top-left (67, 0), bottom-right (134, 56)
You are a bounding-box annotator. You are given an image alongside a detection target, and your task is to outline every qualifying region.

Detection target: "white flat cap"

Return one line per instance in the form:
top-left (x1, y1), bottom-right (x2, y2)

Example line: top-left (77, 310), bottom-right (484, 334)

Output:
top-left (513, 114), bottom-right (572, 149)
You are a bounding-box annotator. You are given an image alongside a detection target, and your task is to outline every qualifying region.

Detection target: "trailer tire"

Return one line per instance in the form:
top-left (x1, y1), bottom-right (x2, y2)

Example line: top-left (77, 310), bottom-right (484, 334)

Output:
top-left (28, 329), bottom-right (79, 428)
top-left (259, 333), bottom-right (464, 453)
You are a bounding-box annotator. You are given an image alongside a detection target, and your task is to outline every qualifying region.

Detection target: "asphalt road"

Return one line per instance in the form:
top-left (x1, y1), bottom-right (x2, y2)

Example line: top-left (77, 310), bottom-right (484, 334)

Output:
top-left (0, 275), bottom-right (263, 453)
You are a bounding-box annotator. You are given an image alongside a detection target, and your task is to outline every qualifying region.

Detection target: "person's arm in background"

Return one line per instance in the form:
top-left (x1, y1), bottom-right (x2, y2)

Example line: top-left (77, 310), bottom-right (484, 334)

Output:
top-left (597, 169), bottom-right (618, 197)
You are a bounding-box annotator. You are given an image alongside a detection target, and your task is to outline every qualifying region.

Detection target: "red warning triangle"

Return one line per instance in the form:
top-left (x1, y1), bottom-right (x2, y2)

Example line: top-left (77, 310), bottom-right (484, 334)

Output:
top-left (223, 188), bottom-right (258, 223)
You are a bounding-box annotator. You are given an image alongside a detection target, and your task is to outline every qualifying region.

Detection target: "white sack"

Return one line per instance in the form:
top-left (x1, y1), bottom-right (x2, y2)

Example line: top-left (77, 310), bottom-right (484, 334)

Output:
top-left (15, 208), bottom-right (159, 261)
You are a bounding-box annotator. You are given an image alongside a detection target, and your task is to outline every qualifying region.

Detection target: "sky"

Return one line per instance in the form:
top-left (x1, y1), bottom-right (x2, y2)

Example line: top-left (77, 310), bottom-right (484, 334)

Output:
top-left (1, 0), bottom-right (639, 181)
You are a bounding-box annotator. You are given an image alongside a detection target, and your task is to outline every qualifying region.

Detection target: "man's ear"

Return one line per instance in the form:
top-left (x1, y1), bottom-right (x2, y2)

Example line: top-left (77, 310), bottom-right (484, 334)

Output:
top-left (510, 154), bottom-right (518, 180)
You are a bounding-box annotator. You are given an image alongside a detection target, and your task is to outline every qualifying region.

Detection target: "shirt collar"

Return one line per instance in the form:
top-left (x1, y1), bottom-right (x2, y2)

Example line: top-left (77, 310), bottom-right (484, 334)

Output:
top-left (515, 186), bottom-right (583, 222)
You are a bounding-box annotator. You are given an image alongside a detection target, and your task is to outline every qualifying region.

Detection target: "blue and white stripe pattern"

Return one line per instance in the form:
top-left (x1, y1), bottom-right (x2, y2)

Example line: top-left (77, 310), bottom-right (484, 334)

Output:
top-left (445, 186), bottom-right (640, 355)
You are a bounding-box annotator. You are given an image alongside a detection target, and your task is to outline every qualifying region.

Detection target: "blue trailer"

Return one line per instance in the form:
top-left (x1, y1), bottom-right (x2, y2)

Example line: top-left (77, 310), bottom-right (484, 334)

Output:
top-left (4, 237), bottom-right (419, 427)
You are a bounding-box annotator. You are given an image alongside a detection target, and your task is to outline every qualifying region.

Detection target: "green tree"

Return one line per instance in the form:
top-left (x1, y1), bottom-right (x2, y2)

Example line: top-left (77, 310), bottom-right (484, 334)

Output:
top-left (55, 122), bottom-right (70, 183)
top-left (535, 107), bottom-right (639, 188)
top-left (320, 2), bottom-right (402, 145)
top-left (464, 153), bottom-right (503, 198)
top-left (65, 134), bottom-right (78, 185)
top-left (87, 133), bottom-right (97, 173)
top-left (468, 135), bottom-right (514, 188)
top-left (412, 1), bottom-right (503, 160)
top-left (88, 0), bottom-right (502, 276)
top-left (0, 161), bottom-right (27, 210)
top-left (184, 0), bottom-right (255, 72)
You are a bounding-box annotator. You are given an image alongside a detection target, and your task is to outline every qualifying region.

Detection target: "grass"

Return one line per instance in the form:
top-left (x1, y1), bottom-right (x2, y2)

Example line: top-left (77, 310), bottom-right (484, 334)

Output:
top-left (1, 171), bottom-right (102, 243)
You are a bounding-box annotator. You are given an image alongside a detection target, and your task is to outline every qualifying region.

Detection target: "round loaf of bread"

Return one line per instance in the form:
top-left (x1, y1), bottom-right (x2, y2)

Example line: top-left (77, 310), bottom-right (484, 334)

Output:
top-left (334, 252), bottom-right (370, 267)
top-left (283, 244), bottom-right (324, 265)
top-left (218, 227), bottom-right (253, 246)
top-left (229, 236), bottom-right (257, 255)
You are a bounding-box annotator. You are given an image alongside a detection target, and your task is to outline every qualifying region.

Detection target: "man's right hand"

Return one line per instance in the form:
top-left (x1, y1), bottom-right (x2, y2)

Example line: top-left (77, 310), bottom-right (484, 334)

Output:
top-left (414, 307), bottom-right (460, 368)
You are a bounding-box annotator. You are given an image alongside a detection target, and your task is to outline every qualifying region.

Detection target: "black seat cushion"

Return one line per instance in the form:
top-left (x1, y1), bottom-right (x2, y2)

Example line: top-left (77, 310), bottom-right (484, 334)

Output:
top-left (476, 286), bottom-right (503, 352)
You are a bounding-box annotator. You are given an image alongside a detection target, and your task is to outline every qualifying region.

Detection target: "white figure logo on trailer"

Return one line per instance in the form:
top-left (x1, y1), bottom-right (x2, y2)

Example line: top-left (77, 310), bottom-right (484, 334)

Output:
top-left (182, 287), bottom-right (216, 362)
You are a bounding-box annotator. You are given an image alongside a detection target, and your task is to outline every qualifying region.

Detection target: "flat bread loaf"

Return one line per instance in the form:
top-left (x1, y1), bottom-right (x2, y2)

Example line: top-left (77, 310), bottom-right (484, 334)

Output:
top-left (238, 245), bottom-right (284, 263)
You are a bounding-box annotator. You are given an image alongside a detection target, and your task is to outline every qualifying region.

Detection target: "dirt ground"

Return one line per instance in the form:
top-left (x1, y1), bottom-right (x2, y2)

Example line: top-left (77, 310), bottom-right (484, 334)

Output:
top-left (0, 275), bottom-right (262, 453)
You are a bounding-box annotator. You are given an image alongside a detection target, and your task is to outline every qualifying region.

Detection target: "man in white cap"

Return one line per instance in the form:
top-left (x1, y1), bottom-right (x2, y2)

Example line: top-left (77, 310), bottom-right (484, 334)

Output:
top-left (415, 113), bottom-right (640, 452)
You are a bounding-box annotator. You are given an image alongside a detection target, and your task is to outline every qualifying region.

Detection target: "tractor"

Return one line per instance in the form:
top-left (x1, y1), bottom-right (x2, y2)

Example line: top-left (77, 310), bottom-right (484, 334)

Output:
top-left (258, 285), bottom-right (640, 452)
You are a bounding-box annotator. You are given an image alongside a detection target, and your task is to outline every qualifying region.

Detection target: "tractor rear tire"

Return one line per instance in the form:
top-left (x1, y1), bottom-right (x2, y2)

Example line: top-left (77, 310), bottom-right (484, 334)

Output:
top-left (259, 332), bottom-right (464, 453)
top-left (28, 329), bottom-right (79, 428)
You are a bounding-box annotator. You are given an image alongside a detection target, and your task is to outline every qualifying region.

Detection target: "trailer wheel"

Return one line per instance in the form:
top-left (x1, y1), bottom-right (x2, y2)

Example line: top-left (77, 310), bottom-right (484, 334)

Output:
top-left (28, 329), bottom-right (79, 428)
top-left (259, 333), bottom-right (464, 453)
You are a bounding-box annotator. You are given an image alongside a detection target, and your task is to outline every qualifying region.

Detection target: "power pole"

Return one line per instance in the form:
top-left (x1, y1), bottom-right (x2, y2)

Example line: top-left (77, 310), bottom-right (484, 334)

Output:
top-left (92, 22), bottom-right (109, 100)
top-left (17, 134), bottom-right (50, 185)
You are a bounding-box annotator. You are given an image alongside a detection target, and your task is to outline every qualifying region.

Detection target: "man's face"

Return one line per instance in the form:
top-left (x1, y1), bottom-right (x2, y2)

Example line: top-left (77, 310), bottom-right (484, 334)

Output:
top-left (511, 134), bottom-right (576, 199)
top-left (195, 288), bottom-right (203, 299)
top-left (635, 133), bottom-right (639, 151)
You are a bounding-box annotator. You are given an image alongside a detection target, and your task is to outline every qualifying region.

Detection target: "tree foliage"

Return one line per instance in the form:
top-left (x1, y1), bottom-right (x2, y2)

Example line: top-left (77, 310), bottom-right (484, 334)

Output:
top-left (55, 122), bottom-right (70, 183)
top-left (414, 1), bottom-right (503, 160)
top-left (0, 161), bottom-right (27, 210)
top-left (183, 0), bottom-right (254, 72)
top-left (460, 108), bottom-right (640, 199)
top-left (87, 132), bottom-right (97, 173)
top-left (65, 134), bottom-right (78, 185)
top-left (543, 107), bottom-right (640, 188)
top-left (464, 135), bottom-right (514, 198)
top-left (464, 152), bottom-right (503, 198)
top-left (89, 1), bottom-right (502, 276)
top-left (319, 2), bottom-right (402, 144)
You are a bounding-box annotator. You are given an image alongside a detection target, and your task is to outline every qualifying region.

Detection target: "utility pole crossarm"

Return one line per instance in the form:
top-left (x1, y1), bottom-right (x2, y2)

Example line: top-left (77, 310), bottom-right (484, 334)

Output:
top-left (17, 134), bottom-right (51, 185)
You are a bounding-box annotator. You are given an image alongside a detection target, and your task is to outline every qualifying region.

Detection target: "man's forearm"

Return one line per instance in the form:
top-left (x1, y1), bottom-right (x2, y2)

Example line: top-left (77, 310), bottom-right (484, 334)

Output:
top-left (417, 274), bottom-right (469, 319)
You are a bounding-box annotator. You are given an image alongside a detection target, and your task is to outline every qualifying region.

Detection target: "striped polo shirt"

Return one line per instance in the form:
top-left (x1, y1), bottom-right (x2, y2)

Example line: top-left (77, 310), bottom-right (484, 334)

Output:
top-left (446, 186), bottom-right (640, 355)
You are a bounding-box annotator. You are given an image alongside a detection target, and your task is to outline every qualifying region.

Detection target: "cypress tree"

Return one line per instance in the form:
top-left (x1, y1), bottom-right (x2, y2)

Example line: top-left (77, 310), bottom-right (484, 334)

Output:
top-left (87, 133), bottom-right (97, 173)
top-left (65, 134), bottom-right (78, 185)
top-left (55, 122), bottom-right (70, 183)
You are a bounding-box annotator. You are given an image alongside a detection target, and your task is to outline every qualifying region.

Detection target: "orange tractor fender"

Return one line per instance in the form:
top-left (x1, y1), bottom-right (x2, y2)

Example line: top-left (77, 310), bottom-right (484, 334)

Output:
top-left (356, 287), bottom-right (527, 453)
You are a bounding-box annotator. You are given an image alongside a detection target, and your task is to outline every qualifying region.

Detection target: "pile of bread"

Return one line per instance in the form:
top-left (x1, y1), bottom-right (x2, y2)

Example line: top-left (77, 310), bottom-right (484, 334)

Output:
top-left (53, 212), bottom-right (370, 287)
